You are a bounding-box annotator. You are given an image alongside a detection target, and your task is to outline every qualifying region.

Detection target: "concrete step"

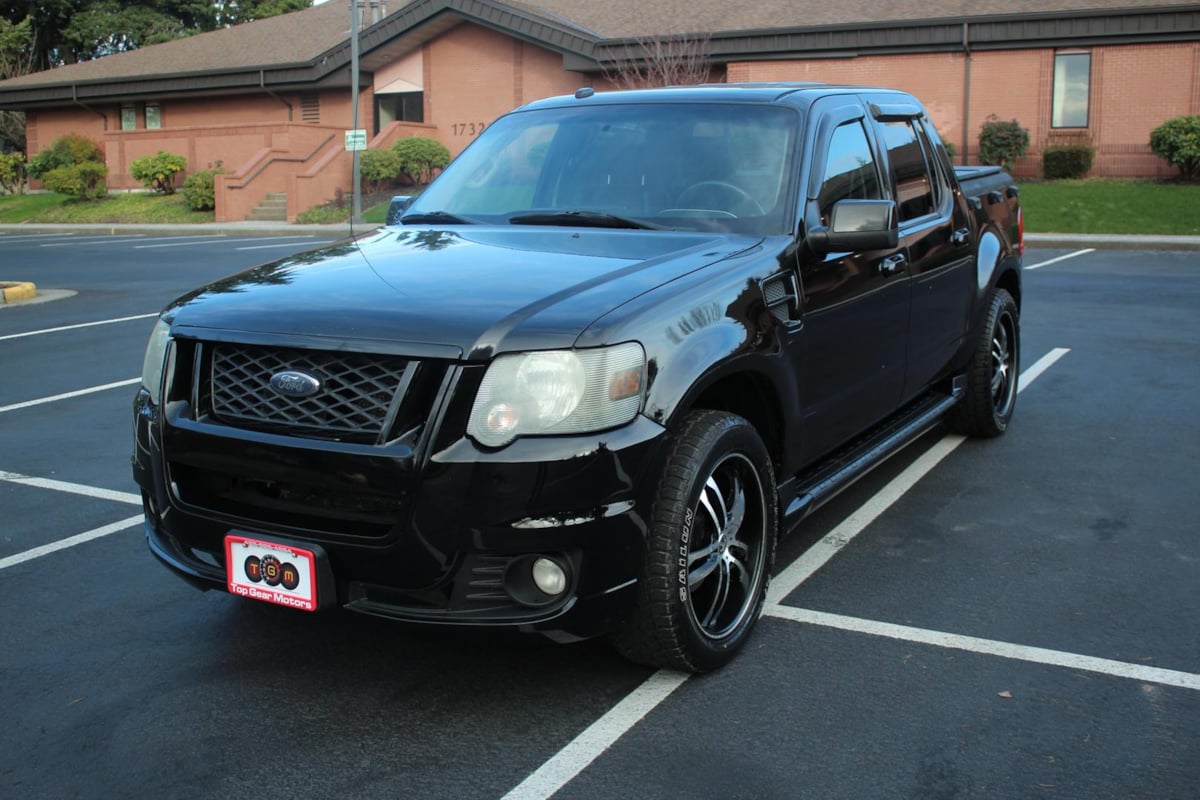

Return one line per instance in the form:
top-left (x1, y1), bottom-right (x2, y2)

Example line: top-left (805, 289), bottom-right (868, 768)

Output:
top-left (246, 193), bottom-right (288, 221)
top-left (245, 207), bottom-right (288, 221)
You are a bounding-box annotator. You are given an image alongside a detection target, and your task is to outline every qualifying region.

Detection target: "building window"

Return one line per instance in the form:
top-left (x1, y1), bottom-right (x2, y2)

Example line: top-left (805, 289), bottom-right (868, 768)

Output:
top-left (121, 106), bottom-right (137, 130)
top-left (1052, 52), bottom-right (1090, 128)
top-left (375, 91), bottom-right (424, 134)
top-left (145, 103), bottom-right (162, 129)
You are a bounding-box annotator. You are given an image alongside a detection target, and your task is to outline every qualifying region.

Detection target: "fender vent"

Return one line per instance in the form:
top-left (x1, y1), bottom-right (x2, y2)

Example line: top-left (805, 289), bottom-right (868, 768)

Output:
top-left (762, 272), bottom-right (799, 323)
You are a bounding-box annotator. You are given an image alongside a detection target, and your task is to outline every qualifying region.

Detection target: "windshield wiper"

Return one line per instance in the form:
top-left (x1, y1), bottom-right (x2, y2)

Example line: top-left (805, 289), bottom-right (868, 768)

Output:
top-left (508, 210), bottom-right (664, 230)
top-left (399, 210), bottom-right (478, 225)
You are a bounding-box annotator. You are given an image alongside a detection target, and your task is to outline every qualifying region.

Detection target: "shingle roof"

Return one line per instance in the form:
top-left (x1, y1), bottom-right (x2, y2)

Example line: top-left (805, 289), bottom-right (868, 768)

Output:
top-left (0, 0), bottom-right (1197, 100)
top-left (0, 1), bottom-right (350, 89)
top-left (526, 0), bottom-right (1200, 38)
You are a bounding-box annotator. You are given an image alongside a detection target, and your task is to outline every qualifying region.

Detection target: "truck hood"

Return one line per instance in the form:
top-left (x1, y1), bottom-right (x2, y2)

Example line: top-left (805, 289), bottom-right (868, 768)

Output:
top-left (166, 226), bottom-right (760, 359)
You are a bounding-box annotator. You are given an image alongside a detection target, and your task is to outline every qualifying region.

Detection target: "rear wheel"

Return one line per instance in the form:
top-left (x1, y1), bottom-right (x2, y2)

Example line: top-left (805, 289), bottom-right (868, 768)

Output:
top-left (611, 410), bottom-right (777, 672)
top-left (948, 288), bottom-right (1020, 437)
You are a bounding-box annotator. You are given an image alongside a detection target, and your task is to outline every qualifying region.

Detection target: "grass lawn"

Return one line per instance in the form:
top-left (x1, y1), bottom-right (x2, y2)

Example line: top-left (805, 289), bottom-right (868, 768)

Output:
top-left (0, 192), bottom-right (214, 224)
top-left (1017, 179), bottom-right (1200, 235)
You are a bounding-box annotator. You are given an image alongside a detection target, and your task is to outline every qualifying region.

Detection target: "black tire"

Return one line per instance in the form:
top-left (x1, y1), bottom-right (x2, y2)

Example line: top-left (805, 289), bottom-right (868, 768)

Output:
top-left (611, 410), bottom-right (777, 672)
top-left (947, 287), bottom-right (1020, 437)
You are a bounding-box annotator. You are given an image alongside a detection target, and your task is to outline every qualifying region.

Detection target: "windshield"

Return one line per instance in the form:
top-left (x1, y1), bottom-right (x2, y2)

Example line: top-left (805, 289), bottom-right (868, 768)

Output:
top-left (407, 102), bottom-right (799, 235)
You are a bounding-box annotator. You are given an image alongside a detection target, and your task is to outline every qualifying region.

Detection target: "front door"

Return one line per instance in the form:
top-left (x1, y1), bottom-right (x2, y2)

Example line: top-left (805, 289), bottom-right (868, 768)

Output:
top-left (796, 100), bottom-right (909, 464)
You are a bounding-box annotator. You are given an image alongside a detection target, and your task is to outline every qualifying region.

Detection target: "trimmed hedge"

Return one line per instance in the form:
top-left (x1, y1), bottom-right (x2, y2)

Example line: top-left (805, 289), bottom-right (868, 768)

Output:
top-left (1043, 144), bottom-right (1094, 180)
top-left (1150, 115), bottom-right (1200, 181)
top-left (182, 168), bottom-right (222, 210)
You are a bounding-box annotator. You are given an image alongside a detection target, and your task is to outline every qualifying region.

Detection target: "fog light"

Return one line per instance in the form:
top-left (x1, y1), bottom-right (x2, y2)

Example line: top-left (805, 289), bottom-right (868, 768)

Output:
top-left (532, 557), bottom-right (567, 596)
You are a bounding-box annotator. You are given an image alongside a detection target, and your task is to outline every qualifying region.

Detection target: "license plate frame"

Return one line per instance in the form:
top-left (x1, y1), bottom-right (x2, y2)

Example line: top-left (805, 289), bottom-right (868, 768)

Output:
top-left (225, 534), bottom-right (323, 612)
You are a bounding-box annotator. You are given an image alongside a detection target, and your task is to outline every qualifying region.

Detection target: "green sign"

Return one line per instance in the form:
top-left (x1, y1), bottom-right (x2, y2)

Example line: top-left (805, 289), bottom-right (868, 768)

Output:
top-left (344, 130), bottom-right (368, 151)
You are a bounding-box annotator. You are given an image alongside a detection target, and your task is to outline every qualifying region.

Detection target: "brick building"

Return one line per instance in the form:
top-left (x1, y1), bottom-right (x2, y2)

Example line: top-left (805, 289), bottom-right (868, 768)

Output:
top-left (0, 0), bottom-right (1197, 221)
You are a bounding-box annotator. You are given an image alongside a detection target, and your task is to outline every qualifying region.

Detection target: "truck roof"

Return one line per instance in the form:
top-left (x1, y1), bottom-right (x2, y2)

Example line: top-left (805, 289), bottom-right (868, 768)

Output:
top-left (517, 82), bottom-right (914, 112)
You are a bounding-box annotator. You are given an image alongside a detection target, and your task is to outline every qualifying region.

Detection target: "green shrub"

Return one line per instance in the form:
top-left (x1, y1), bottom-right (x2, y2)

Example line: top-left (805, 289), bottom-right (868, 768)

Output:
top-left (1149, 115), bottom-right (1200, 181)
top-left (181, 168), bottom-right (222, 210)
top-left (1042, 143), bottom-right (1095, 180)
top-left (978, 116), bottom-right (1030, 172)
top-left (359, 148), bottom-right (402, 193)
top-left (392, 136), bottom-right (450, 185)
top-left (41, 161), bottom-right (108, 199)
top-left (130, 150), bottom-right (187, 194)
top-left (28, 134), bottom-right (104, 179)
top-left (296, 203), bottom-right (352, 224)
top-left (943, 140), bottom-right (957, 162)
top-left (0, 151), bottom-right (27, 194)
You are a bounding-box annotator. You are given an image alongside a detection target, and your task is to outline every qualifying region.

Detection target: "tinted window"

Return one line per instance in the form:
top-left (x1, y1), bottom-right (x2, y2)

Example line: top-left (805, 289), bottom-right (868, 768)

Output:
top-left (817, 120), bottom-right (881, 225)
top-left (410, 103), bottom-right (799, 235)
top-left (881, 120), bottom-right (935, 222)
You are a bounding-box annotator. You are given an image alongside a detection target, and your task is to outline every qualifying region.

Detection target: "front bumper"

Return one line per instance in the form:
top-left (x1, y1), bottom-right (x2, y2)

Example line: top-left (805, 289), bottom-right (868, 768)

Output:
top-left (133, 386), bottom-right (668, 639)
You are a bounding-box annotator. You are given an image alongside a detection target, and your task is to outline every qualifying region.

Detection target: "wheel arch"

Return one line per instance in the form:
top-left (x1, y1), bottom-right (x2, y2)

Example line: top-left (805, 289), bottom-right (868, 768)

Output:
top-left (670, 366), bottom-right (788, 473)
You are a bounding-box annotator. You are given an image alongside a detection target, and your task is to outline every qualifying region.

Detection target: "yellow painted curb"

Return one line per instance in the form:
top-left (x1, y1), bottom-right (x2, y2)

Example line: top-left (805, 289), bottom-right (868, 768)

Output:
top-left (1, 281), bottom-right (37, 304)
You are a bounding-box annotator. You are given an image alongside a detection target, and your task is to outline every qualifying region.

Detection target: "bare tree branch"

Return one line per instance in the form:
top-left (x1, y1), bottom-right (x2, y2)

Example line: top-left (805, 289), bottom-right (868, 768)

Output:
top-left (601, 33), bottom-right (718, 90)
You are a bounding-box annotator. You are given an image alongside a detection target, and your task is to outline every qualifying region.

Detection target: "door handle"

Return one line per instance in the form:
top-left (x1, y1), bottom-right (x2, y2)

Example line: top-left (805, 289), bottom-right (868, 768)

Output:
top-left (952, 227), bottom-right (971, 246)
top-left (878, 254), bottom-right (906, 276)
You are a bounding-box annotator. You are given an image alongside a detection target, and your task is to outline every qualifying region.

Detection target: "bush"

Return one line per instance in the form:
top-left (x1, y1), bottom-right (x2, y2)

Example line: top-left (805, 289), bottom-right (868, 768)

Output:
top-left (296, 203), bottom-right (351, 224)
top-left (28, 134), bottom-right (104, 179)
top-left (0, 151), bottom-right (27, 194)
top-left (1043, 143), bottom-right (1095, 180)
top-left (359, 148), bottom-right (402, 194)
top-left (943, 140), bottom-right (957, 162)
top-left (978, 116), bottom-right (1029, 172)
top-left (182, 168), bottom-right (223, 211)
top-left (40, 161), bottom-right (108, 199)
top-left (1150, 115), bottom-right (1200, 181)
top-left (131, 150), bottom-right (187, 195)
top-left (392, 137), bottom-right (450, 185)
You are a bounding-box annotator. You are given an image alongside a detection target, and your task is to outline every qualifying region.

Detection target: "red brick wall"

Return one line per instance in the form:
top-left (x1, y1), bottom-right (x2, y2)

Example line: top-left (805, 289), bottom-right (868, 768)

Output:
top-left (732, 42), bottom-right (1199, 178)
top-left (424, 23), bottom-right (588, 157)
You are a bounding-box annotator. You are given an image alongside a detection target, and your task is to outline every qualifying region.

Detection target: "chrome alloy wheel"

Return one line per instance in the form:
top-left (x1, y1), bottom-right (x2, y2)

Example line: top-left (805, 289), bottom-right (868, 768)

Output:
top-left (991, 306), bottom-right (1018, 418)
top-left (685, 452), bottom-right (768, 641)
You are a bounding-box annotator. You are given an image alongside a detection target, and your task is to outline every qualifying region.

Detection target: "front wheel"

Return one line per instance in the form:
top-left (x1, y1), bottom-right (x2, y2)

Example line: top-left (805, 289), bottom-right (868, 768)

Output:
top-left (611, 411), bottom-right (777, 672)
top-left (947, 287), bottom-right (1020, 437)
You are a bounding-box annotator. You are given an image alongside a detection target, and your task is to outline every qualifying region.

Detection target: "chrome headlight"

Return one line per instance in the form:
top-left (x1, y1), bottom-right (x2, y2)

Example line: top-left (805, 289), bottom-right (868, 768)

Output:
top-left (140, 319), bottom-right (172, 402)
top-left (467, 343), bottom-right (645, 447)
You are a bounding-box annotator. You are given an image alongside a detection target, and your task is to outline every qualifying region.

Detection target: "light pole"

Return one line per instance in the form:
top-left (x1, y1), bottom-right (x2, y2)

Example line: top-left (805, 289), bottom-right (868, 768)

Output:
top-left (349, 0), bottom-right (362, 222)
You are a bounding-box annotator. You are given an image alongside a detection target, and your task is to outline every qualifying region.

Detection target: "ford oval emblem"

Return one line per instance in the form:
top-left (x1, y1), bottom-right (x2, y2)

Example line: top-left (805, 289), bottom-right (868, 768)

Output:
top-left (269, 370), bottom-right (322, 398)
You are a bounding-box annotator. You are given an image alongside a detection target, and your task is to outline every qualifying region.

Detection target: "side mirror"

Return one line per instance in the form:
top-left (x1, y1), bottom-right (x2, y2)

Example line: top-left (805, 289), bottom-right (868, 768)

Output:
top-left (806, 199), bottom-right (899, 255)
top-left (386, 195), bottom-right (414, 225)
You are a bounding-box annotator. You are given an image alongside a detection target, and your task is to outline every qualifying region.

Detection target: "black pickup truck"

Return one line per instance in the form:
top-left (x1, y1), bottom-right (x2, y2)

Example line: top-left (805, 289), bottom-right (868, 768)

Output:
top-left (133, 83), bottom-right (1022, 672)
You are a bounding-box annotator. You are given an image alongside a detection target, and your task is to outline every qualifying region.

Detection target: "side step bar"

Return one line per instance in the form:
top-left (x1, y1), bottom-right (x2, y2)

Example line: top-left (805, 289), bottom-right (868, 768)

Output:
top-left (781, 388), bottom-right (961, 529)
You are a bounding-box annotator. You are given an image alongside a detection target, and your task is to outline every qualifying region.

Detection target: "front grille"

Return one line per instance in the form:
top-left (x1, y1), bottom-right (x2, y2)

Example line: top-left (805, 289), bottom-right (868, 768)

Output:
top-left (206, 343), bottom-right (419, 443)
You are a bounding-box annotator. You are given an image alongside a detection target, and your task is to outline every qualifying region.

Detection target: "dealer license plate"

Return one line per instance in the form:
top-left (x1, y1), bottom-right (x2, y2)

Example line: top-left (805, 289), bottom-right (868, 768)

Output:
top-left (225, 534), bottom-right (319, 612)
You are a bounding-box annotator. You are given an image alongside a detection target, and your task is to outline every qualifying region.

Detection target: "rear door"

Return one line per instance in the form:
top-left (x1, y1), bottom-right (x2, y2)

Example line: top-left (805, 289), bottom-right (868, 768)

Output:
top-left (869, 102), bottom-right (974, 399)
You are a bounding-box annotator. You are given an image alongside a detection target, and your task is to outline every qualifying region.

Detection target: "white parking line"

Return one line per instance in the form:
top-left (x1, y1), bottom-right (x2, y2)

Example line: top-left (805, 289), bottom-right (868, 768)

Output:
top-left (0, 233), bottom-right (78, 241)
top-left (40, 236), bottom-right (172, 247)
top-left (133, 236), bottom-right (317, 249)
top-left (0, 377), bottom-right (140, 414)
top-left (237, 241), bottom-right (333, 251)
top-left (502, 347), bottom-right (1073, 800)
top-left (764, 607), bottom-right (1200, 692)
top-left (1026, 249), bottom-right (1095, 270)
top-left (0, 312), bottom-right (157, 342)
top-left (0, 515), bottom-right (143, 571)
top-left (0, 471), bottom-right (141, 505)
top-left (501, 671), bottom-right (692, 800)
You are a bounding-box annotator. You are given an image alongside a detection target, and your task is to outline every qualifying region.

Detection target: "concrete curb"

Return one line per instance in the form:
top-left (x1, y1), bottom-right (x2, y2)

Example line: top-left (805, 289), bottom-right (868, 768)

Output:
top-left (1025, 233), bottom-right (1200, 251)
top-left (1, 281), bottom-right (37, 303)
top-left (0, 222), bottom-right (371, 238)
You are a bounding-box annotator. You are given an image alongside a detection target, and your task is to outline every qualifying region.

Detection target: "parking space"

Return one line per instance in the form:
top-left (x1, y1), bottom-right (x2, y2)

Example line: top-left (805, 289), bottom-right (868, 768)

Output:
top-left (1, 237), bottom-right (1197, 799)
